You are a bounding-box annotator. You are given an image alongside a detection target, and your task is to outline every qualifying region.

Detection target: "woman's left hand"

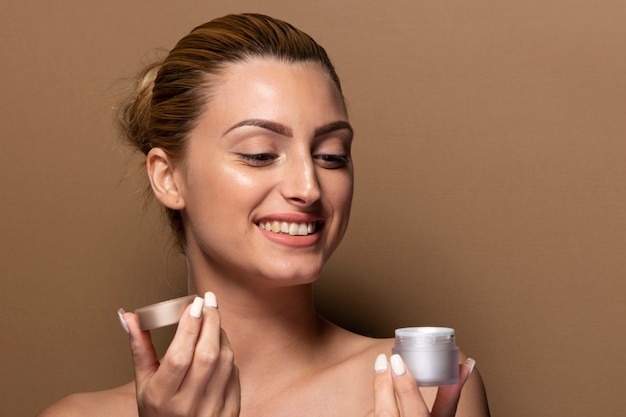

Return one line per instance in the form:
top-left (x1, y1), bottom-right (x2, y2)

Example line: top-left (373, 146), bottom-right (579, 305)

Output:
top-left (368, 354), bottom-right (476, 417)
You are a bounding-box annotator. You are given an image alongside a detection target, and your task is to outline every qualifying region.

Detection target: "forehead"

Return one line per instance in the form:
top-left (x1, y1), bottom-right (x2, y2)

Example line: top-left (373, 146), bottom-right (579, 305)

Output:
top-left (206, 58), bottom-right (347, 123)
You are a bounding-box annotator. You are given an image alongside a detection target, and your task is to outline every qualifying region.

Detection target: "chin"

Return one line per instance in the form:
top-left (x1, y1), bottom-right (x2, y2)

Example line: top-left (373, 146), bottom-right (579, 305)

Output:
top-left (259, 261), bottom-right (325, 287)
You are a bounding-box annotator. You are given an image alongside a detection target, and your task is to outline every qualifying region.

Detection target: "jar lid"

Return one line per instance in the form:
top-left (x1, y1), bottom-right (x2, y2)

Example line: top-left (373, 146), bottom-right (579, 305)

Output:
top-left (394, 327), bottom-right (456, 347)
top-left (135, 294), bottom-right (197, 330)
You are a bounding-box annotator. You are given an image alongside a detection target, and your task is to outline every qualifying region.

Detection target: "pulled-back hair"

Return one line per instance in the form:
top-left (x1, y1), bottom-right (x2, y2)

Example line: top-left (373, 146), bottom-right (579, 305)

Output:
top-left (118, 13), bottom-right (344, 248)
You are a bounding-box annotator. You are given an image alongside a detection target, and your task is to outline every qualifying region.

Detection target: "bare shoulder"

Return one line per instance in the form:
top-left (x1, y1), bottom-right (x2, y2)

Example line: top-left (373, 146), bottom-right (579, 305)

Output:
top-left (323, 321), bottom-right (393, 357)
top-left (37, 381), bottom-right (137, 417)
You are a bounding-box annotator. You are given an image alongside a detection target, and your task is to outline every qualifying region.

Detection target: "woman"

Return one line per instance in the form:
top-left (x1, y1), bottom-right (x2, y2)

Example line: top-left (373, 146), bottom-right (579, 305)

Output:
top-left (39, 13), bottom-right (489, 417)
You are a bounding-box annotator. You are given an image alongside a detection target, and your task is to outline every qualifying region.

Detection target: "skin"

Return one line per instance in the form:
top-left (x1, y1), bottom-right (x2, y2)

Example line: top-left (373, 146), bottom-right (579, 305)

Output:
top-left (37, 59), bottom-right (490, 417)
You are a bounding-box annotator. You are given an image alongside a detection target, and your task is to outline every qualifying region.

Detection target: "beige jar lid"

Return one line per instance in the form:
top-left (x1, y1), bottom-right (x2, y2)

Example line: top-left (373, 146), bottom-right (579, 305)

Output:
top-left (135, 294), bottom-right (197, 330)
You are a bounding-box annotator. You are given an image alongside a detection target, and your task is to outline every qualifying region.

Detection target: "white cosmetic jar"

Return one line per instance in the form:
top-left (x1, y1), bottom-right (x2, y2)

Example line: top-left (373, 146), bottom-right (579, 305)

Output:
top-left (392, 327), bottom-right (459, 387)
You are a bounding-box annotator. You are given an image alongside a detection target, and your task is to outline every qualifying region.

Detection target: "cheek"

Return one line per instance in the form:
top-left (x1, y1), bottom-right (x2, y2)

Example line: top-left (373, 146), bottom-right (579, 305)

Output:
top-left (324, 172), bottom-right (354, 212)
top-left (182, 163), bottom-right (255, 216)
top-left (221, 165), bottom-right (260, 189)
top-left (191, 161), bottom-right (261, 197)
top-left (206, 165), bottom-right (274, 213)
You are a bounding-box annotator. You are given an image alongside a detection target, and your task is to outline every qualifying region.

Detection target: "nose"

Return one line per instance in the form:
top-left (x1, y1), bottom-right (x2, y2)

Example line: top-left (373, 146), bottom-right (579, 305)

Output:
top-left (280, 152), bottom-right (321, 206)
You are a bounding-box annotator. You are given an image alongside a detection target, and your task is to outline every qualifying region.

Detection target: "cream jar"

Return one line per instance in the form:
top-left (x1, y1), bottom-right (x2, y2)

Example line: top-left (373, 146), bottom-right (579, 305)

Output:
top-left (392, 327), bottom-right (459, 387)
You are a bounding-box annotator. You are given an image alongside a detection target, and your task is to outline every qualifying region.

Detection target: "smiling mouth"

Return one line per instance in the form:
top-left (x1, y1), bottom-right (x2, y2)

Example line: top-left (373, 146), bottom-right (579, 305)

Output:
top-left (258, 220), bottom-right (319, 236)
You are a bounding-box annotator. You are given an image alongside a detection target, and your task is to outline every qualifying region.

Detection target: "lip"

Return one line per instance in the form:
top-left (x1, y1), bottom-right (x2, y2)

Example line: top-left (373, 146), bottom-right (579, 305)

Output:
top-left (255, 213), bottom-right (324, 248)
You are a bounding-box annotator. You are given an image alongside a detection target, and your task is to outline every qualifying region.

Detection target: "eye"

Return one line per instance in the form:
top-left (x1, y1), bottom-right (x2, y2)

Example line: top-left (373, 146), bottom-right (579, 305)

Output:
top-left (314, 154), bottom-right (351, 169)
top-left (236, 153), bottom-right (278, 167)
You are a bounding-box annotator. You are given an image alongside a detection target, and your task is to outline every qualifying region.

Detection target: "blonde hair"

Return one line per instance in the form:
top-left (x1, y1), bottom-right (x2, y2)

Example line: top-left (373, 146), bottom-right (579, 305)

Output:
top-left (118, 13), bottom-right (344, 248)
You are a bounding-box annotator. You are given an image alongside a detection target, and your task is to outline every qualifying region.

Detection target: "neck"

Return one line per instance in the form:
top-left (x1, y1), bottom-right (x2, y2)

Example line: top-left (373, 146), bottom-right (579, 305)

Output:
top-left (188, 271), bottom-right (330, 372)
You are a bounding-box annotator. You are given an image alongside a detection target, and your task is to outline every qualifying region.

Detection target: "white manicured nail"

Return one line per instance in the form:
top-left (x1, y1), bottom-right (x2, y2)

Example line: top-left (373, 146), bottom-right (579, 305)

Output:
top-left (465, 358), bottom-right (476, 380)
top-left (204, 291), bottom-right (217, 309)
top-left (374, 354), bottom-right (387, 373)
top-left (390, 354), bottom-right (406, 376)
top-left (117, 308), bottom-right (129, 333)
top-left (189, 296), bottom-right (204, 318)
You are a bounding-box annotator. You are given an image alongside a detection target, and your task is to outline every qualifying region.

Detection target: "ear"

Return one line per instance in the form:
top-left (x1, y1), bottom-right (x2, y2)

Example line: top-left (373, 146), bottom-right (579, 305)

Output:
top-left (146, 148), bottom-right (185, 210)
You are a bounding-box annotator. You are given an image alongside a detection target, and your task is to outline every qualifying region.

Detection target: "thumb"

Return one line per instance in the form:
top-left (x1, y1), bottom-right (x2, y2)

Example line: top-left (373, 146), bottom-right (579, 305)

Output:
top-left (431, 358), bottom-right (476, 417)
top-left (118, 309), bottom-right (160, 388)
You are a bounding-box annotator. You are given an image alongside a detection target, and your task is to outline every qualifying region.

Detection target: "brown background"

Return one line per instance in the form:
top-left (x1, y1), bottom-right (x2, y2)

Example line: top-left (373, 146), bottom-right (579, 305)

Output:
top-left (2, 1), bottom-right (624, 416)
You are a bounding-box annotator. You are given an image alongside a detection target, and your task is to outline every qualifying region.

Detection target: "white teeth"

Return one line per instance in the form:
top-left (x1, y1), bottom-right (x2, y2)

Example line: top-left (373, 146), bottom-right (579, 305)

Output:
top-left (260, 221), bottom-right (317, 236)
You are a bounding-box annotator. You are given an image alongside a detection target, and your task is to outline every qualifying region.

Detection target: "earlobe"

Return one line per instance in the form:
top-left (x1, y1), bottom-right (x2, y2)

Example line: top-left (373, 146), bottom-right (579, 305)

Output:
top-left (146, 148), bottom-right (185, 210)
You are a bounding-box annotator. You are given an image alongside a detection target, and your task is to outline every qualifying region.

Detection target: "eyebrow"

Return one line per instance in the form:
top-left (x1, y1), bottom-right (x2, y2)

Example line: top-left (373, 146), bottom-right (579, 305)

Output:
top-left (314, 121), bottom-right (354, 138)
top-left (224, 119), bottom-right (353, 138)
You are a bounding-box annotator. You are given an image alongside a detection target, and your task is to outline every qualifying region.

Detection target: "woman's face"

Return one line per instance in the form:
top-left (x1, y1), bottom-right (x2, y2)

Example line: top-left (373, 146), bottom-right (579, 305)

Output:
top-left (175, 58), bottom-right (353, 287)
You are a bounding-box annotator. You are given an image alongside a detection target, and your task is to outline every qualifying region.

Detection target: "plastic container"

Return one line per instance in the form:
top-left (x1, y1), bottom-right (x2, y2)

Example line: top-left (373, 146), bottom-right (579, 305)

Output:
top-left (392, 327), bottom-right (459, 386)
top-left (135, 294), bottom-right (197, 330)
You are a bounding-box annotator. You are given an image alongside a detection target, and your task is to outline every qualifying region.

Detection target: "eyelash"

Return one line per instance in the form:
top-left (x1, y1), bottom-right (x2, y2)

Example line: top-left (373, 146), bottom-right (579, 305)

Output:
top-left (315, 154), bottom-right (351, 169)
top-left (237, 153), bottom-right (276, 164)
top-left (236, 153), bottom-right (351, 169)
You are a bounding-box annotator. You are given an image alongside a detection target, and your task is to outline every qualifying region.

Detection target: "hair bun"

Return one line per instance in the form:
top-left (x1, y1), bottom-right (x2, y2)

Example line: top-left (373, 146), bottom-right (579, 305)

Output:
top-left (118, 60), bottom-right (162, 155)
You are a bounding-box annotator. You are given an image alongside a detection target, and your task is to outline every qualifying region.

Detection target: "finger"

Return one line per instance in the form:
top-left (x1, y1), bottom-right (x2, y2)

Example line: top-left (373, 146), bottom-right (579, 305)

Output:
top-left (390, 354), bottom-right (430, 417)
top-left (198, 329), bottom-right (237, 409)
top-left (372, 354), bottom-right (399, 417)
top-left (147, 296), bottom-right (205, 397)
top-left (431, 358), bottom-right (476, 417)
top-left (179, 292), bottom-right (224, 397)
top-left (221, 364), bottom-right (241, 415)
top-left (204, 329), bottom-right (236, 394)
top-left (120, 310), bottom-right (160, 389)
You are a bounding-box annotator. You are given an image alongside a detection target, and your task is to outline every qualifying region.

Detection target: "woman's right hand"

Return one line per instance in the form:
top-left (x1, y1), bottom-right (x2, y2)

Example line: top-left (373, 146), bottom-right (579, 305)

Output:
top-left (119, 292), bottom-right (241, 417)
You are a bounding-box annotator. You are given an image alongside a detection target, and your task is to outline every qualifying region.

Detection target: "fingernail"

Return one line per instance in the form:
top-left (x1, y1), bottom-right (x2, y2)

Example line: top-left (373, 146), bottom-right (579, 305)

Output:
top-left (204, 291), bottom-right (218, 309)
top-left (374, 354), bottom-right (387, 373)
top-left (190, 296), bottom-right (204, 318)
top-left (117, 308), bottom-right (129, 334)
top-left (390, 354), bottom-right (406, 376)
top-left (465, 358), bottom-right (476, 377)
